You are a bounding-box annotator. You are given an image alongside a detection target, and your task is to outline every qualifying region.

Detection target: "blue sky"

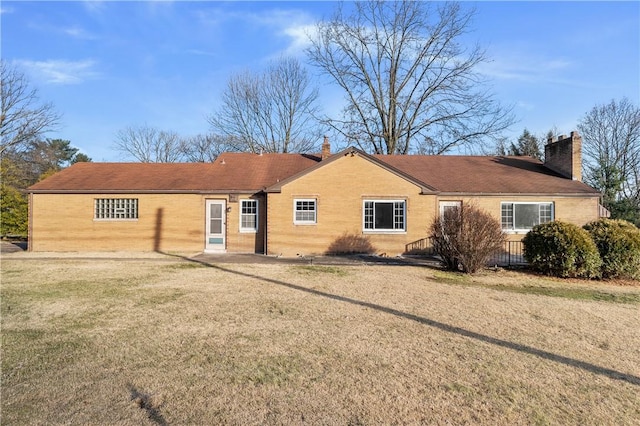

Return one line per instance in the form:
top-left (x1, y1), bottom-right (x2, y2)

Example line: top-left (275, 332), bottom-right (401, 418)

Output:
top-left (2, 1), bottom-right (639, 161)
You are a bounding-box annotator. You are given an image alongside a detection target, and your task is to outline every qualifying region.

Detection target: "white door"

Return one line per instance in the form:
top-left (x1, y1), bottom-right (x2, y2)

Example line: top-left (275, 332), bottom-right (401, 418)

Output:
top-left (205, 200), bottom-right (226, 253)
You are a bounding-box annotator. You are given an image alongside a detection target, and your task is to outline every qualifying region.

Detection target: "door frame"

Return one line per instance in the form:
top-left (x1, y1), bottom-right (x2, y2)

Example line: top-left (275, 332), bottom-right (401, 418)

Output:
top-left (205, 199), bottom-right (226, 253)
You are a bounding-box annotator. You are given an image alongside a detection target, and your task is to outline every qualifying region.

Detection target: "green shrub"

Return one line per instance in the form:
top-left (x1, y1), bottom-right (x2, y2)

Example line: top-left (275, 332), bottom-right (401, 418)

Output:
top-left (583, 219), bottom-right (640, 279)
top-left (523, 221), bottom-right (601, 278)
top-left (429, 204), bottom-right (506, 274)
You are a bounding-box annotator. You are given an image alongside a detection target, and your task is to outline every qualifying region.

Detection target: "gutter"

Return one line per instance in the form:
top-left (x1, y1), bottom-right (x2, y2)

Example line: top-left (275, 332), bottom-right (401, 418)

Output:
top-left (436, 192), bottom-right (601, 197)
top-left (27, 189), bottom-right (265, 195)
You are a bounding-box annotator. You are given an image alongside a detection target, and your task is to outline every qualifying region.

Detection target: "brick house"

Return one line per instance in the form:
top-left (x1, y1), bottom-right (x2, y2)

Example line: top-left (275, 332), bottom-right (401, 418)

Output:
top-left (27, 132), bottom-right (602, 255)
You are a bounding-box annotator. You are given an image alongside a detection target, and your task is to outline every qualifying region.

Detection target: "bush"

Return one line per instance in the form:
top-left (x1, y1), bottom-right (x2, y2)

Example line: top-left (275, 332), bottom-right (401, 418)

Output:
top-left (429, 204), bottom-right (506, 274)
top-left (523, 221), bottom-right (601, 278)
top-left (583, 219), bottom-right (640, 279)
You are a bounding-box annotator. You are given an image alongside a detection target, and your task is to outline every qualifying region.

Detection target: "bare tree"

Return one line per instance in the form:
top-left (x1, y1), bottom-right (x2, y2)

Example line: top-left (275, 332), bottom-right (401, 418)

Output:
top-left (578, 98), bottom-right (640, 203)
top-left (209, 56), bottom-right (320, 153)
top-left (307, 1), bottom-right (514, 155)
top-left (180, 133), bottom-right (232, 162)
top-left (113, 124), bottom-right (185, 162)
top-left (1, 61), bottom-right (61, 155)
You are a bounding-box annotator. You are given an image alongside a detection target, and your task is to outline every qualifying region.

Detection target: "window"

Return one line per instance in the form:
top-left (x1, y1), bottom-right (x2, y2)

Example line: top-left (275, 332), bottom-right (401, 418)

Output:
top-left (94, 198), bottom-right (138, 220)
top-left (439, 201), bottom-right (462, 218)
top-left (294, 199), bottom-right (317, 224)
top-left (364, 200), bottom-right (405, 232)
top-left (501, 202), bottom-right (553, 231)
top-left (439, 201), bottom-right (462, 230)
top-left (240, 199), bottom-right (258, 232)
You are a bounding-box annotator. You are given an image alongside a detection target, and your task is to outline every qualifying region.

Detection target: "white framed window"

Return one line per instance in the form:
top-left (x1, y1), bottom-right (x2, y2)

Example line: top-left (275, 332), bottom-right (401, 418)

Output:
top-left (363, 200), bottom-right (406, 232)
top-left (294, 199), bottom-right (317, 224)
top-left (439, 201), bottom-right (462, 217)
top-left (94, 198), bottom-right (138, 220)
top-left (240, 199), bottom-right (258, 232)
top-left (501, 202), bottom-right (553, 231)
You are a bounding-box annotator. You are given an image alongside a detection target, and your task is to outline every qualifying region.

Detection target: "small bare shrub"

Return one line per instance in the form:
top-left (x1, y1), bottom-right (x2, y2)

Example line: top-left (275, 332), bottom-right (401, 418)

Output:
top-left (429, 204), bottom-right (506, 273)
top-left (326, 232), bottom-right (376, 255)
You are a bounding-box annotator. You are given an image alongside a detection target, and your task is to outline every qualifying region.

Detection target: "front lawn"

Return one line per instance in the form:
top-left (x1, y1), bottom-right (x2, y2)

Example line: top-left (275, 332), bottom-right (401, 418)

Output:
top-left (2, 258), bottom-right (639, 424)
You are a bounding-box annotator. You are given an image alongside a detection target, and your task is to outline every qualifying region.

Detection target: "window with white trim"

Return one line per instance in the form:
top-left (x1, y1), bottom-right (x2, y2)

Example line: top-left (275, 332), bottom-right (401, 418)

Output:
top-left (294, 199), bottom-right (317, 224)
top-left (501, 202), bottom-right (553, 231)
top-left (94, 198), bottom-right (138, 220)
top-left (240, 199), bottom-right (258, 232)
top-left (439, 201), bottom-right (462, 218)
top-left (364, 200), bottom-right (405, 231)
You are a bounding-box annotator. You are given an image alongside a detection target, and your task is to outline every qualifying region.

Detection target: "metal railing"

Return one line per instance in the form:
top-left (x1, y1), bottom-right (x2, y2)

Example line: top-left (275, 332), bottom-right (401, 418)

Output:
top-left (404, 237), bottom-right (434, 254)
top-left (405, 238), bottom-right (527, 267)
top-left (489, 241), bottom-right (527, 267)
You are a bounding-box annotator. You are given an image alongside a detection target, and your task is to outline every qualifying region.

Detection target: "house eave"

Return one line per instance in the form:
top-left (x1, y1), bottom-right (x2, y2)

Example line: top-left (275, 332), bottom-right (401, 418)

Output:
top-left (436, 191), bottom-right (601, 197)
top-left (27, 189), bottom-right (263, 195)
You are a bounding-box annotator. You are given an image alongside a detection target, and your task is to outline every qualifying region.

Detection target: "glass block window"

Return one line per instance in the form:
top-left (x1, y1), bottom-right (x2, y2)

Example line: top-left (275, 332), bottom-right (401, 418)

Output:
top-left (95, 198), bottom-right (138, 220)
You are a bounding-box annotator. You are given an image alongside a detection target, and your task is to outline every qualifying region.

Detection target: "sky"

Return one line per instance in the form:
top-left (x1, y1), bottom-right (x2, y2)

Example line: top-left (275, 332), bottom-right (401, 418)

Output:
top-left (2, 1), bottom-right (639, 161)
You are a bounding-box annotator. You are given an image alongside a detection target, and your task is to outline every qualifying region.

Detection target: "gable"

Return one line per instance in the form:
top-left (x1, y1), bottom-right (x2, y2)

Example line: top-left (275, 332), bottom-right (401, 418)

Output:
top-left (266, 148), bottom-right (435, 194)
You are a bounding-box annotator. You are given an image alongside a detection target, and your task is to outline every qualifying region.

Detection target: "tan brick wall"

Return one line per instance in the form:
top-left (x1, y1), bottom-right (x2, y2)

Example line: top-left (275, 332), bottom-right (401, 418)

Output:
top-left (227, 194), bottom-right (266, 253)
top-left (29, 192), bottom-right (264, 252)
top-left (29, 163), bottom-right (599, 255)
top-left (267, 154), bottom-right (437, 256)
top-left (265, 151), bottom-right (601, 256)
top-left (436, 195), bottom-right (600, 241)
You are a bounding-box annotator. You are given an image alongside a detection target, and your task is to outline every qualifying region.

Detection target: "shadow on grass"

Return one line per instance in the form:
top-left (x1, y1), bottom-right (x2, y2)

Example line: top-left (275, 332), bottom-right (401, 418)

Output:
top-left (169, 253), bottom-right (640, 387)
top-left (127, 383), bottom-right (167, 426)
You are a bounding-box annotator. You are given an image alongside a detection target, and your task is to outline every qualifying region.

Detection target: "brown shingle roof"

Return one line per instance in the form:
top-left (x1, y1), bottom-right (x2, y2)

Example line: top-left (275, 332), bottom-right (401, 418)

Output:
top-left (213, 152), bottom-right (321, 190)
top-left (28, 149), bottom-right (599, 196)
top-left (28, 153), bottom-right (320, 193)
top-left (375, 154), bottom-right (599, 195)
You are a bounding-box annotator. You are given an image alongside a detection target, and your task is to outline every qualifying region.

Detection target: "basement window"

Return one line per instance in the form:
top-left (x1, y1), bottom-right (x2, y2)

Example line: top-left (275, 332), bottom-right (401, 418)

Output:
top-left (94, 198), bottom-right (138, 220)
top-left (501, 202), bottom-right (553, 231)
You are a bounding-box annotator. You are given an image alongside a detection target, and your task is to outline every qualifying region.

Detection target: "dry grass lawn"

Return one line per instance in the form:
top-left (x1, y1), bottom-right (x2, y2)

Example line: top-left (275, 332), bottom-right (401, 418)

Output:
top-left (1, 256), bottom-right (639, 425)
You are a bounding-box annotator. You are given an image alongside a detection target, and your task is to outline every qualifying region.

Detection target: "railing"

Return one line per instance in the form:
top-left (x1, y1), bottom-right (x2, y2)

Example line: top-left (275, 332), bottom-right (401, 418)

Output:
top-left (404, 237), bottom-right (434, 254)
top-left (405, 238), bottom-right (527, 267)
top-left (489, 241), bottom-right (527, 267)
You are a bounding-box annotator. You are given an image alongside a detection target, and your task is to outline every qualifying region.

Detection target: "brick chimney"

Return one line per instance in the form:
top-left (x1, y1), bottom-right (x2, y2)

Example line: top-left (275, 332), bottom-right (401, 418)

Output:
top-left (321, 135), bottom-right (331, 160)
top-left (544, 131), bottom-right (582, 181)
